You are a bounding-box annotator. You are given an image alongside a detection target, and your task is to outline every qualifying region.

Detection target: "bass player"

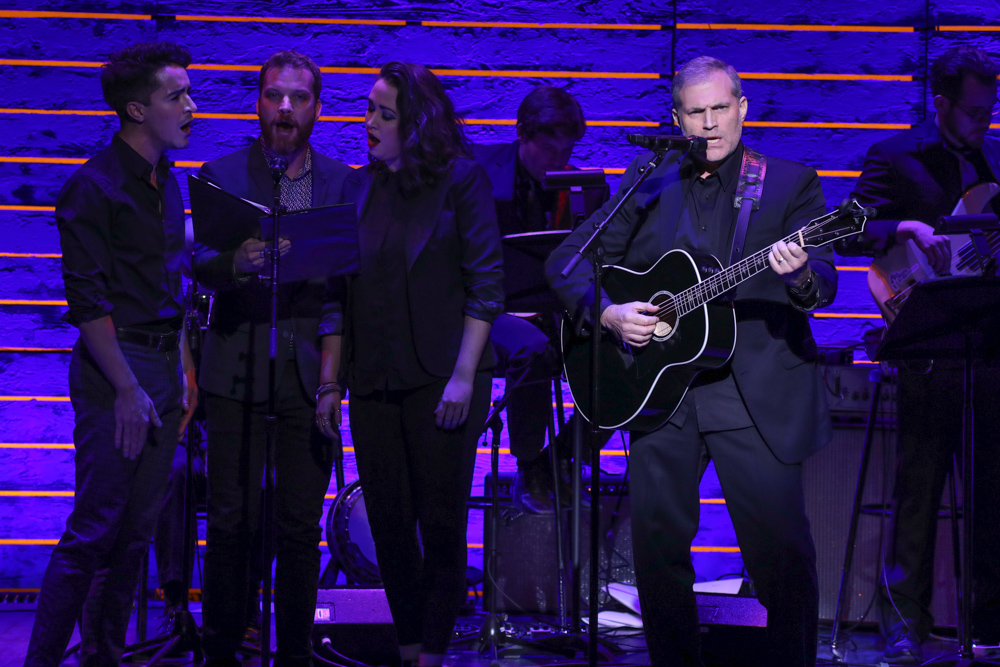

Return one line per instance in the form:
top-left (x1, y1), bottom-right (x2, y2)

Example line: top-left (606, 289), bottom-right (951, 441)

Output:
top-left (836, 45), bottom-right (1000, 665)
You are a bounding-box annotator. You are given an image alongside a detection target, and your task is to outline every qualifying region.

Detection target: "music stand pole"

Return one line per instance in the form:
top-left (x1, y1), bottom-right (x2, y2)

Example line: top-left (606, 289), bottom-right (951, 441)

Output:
top-left (559, 149), bottom-right (668, 667)
top-left (260, 158), bottom-right (287, 666)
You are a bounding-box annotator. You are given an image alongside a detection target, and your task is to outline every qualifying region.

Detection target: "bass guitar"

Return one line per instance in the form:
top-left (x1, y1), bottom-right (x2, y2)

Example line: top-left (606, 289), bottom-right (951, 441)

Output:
top-left (868, 182), bottom-right (1000, 324)
top-left (561, 200), bottom-right (869, 432)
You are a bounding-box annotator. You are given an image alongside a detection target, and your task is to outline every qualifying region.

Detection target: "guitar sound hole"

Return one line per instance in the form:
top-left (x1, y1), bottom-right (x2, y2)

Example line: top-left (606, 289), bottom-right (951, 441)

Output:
top-left (649, 291), bottom-right (676, 342)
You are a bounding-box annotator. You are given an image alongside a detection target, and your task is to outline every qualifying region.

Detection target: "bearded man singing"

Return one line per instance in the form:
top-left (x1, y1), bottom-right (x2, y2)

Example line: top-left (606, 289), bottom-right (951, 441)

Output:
top-left (192, 50), bottom-right (355, 667)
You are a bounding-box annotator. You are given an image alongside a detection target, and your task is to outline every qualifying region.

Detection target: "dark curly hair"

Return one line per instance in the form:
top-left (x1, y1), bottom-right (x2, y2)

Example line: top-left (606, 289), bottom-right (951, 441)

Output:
top-left (374, 62), bottom-right (471, 195)
top-left (101, 41), bottom-right (192, 121)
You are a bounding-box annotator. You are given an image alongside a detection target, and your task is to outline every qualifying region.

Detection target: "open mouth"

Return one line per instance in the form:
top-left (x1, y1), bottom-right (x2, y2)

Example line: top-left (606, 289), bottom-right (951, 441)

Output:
top-left (275, 121), bottom-right (295, 133)
top-left (181, 120), bottom-right (192, 133)
top-left (367, 132), bottom-right (380, 149)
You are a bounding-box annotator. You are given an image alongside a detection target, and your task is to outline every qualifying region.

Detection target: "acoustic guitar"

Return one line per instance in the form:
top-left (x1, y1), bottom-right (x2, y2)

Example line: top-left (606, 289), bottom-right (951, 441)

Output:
top-left (560, 200), bottom-right (869, 432)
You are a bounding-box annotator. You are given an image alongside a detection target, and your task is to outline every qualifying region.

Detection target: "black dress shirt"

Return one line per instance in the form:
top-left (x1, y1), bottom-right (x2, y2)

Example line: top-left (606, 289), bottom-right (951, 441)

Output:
top-left (349, 168), bottom-right (437, 394)
top-left (57, 134), bottom-right (186, 333)
top-left (669, 145), bottom-right (753, 431)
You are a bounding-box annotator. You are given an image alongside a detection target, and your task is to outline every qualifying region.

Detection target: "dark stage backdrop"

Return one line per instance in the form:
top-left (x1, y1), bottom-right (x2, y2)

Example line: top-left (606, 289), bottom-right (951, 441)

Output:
top-left (0, 1), bottom-right (996, 610)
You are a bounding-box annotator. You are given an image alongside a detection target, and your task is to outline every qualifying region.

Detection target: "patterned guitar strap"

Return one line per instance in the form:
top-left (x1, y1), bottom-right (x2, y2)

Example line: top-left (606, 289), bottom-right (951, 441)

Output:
top-left (724, 146), bottom-right (767, 299)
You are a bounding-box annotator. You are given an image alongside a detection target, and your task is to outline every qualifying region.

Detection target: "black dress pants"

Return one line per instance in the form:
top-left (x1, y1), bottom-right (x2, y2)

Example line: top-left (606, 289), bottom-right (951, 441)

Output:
top-left (201, 360), bottom-right (334, 665)
top-left (348, 372), bottom-right (491, 654)
top-left (25, 339), bottom-right (182, 667)
top-left (877, 363), bottom-right (1000, 642)
top-left (630, 414), bottom-right (818, 667)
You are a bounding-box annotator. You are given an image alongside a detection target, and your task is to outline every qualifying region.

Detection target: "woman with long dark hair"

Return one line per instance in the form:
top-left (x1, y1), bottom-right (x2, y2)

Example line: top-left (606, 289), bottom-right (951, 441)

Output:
top-left (315, 62), bottom-right (503, 666)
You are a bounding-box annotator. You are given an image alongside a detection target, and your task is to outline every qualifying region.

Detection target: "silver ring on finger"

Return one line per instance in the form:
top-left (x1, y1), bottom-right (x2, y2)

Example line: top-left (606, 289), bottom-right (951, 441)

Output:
top-left (777, 257), bottom-right (784, 264)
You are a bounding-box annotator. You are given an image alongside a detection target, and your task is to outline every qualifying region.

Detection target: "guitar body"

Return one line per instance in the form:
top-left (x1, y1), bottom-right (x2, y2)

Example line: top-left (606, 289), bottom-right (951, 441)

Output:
top-left (561, 249), bottom-right (736, 432)
top-left (869, 182), bottom-right (1000, 323)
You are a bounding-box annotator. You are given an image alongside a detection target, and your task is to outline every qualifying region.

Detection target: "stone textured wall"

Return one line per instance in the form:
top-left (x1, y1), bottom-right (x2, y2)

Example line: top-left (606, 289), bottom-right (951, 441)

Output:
top-left (0, 1), bottom-right (996, 592)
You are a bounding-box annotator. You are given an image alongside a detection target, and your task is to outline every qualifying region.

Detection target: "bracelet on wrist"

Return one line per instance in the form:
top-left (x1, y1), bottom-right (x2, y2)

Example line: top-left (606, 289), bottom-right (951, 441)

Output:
top-left (315, 382), bottom-right (343, 403)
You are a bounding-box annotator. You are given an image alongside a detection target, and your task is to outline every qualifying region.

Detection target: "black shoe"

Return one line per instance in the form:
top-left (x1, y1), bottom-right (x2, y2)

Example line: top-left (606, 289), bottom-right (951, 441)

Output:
top-left (512, 458), bottom-right (554, 514)
top-left (884, 627), bottom-right (923, 664)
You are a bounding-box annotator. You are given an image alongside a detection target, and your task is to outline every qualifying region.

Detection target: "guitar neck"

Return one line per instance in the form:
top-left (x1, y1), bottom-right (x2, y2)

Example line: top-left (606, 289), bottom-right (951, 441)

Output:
top-left (672, 230), bottom-right (803, 316)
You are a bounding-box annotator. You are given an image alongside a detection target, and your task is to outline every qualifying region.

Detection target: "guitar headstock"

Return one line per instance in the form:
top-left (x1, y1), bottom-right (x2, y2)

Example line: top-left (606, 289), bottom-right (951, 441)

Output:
top-left (800, 198), bottom-right (871, 248)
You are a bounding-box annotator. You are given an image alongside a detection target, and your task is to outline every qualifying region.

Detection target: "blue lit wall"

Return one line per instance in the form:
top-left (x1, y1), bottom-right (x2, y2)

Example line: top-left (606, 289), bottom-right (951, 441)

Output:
top-left (1, 1), bottom-right (997, 593)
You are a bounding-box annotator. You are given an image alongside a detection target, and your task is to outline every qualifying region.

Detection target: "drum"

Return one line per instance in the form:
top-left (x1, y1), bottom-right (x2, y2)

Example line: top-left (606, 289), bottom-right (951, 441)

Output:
top-left (325, 479), bottom-right (382, 586)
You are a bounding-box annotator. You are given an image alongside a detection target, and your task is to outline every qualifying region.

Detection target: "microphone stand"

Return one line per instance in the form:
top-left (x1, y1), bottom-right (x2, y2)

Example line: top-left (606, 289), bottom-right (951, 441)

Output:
top-left (260, 156), bottom-right (288, 666)
top-left (559, 148), bottom-right (668, 667)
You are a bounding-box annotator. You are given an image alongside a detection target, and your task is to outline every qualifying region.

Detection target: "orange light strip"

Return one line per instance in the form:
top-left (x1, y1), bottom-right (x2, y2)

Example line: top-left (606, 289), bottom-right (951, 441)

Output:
top-left (0, 111), bottom-right (922, 132)
top-left (0, 538), bottom-right (491, 550)
top-left (837, 266), bottom-right (869, 271)
top-left (0, 300), bottom-right (67, 306)
top-left (812, 313), bottom-right (882, 319)
top-left (739, 72), bottom-right (912, 82)
top-left (0, 491), bottom-right (73, 497)
top-left (0, 252), bottom-right (61, 258)
top-left (936, 26), bottom-right (1000, 32)
top-left (0, 205), bottom-right (54, 212)
top-left (0, 60), bottom-right (660, 80)
top-left (0, 59), bottom-right (102, 68)
top-left (0, 156), bottom-right (85, 165)
top-left (0, 443), bottom-right (74, 449)
top-left (0, 11), bottom-right (929, 35)
top-left (701, 499), bottom-right (727, 504)
top-left (817, 170), bottom-right (863, 178)
top-left (744, 121), bottom-right (910, 130)
top-left (678, 22), bottom-right (913, 33)
top-left (174, 14), bottom-right (406, 26)
top-left (0, 396), bottom-right (71, 402)
top-left (0, 347), bottom-right (71, 352)
top-left (433, 68), bottom-right (657, 79)
top-left (0, 108), bottom-right (113, 116)
top-left (691, 546), bottom-right (741, 552)
top-left (0, 10), bottom-right (150, 20)
top-left (420, 21), bottom-right (661, 30)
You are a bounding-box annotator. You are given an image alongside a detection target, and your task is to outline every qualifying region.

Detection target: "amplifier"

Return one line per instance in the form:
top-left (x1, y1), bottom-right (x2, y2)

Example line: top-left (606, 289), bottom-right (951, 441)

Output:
top-left (804, 417), bottom-right (957, 626)
top-left (483, 473), bottom-right (633, 614)
top-left (312, 588), bottom-right (397, 665)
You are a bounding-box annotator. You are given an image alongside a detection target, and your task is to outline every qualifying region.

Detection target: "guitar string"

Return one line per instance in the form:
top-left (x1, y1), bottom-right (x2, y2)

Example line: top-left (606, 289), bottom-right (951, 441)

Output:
top-left (656, 207), bottom-right (862, 318)
top-left (653, 210), bottom-right (845, 320)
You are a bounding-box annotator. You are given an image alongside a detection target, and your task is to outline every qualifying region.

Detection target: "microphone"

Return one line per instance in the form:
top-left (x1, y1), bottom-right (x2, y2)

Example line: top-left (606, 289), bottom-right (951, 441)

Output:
top-left (269, 156), bottom-right (288, 185)
top-left (626, 134), bottom-right (708, 154)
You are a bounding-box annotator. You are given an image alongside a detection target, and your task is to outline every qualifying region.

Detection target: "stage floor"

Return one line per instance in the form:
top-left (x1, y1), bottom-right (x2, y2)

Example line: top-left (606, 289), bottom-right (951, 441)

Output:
top-left (0, 602), bottom-right (991, 667)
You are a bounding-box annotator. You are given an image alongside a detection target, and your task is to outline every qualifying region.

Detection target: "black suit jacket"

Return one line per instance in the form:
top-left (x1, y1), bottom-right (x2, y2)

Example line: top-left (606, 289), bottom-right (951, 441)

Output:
top-left (471, 140), bottom-right (610, 229)
top-left (837, 117), bottom-right (1000, 256)
top-left (193, 139), bottom-right (356, 403)
top-left (325, 158), bottom-right (504, 378)
top-left (545, 146), bottom-right (837, 464)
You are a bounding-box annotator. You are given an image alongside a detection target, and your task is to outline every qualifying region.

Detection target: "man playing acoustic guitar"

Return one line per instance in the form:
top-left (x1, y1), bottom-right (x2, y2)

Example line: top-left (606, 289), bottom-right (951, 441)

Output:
top-left (546, 55), bottom-right (838, 667)
top-left (837, 45), bottom-right (1000, 665)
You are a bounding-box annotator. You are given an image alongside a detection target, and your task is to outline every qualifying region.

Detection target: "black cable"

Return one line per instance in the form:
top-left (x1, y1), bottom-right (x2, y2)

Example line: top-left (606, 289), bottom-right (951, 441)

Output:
top-left (315, 636), bottom-right (373, 667)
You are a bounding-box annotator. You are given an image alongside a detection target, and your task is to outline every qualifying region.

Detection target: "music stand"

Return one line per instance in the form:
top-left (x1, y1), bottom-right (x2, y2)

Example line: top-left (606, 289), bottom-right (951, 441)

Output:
top-left (875, 276), bottom-right (1000, 666)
